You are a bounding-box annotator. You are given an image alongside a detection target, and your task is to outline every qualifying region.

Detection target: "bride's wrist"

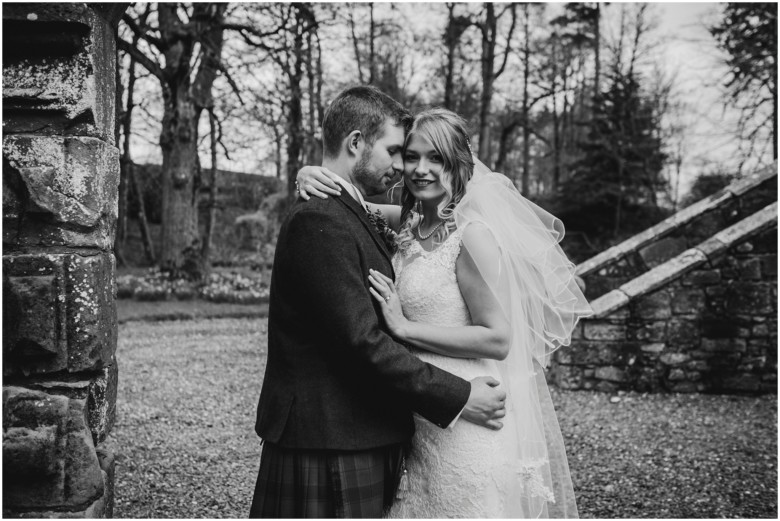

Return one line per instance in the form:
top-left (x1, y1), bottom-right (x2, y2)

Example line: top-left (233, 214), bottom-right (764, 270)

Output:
top-left (392, 319), bottom-right (412, 342)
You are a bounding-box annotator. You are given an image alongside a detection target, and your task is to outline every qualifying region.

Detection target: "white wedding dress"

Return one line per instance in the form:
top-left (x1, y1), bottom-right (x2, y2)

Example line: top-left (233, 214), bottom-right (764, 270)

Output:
top-left (387, 229), bottom-right (552, 518)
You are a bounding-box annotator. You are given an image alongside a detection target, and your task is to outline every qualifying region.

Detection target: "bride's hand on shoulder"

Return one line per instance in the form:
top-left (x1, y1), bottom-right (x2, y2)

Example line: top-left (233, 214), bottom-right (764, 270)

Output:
top-left (296, 165), bottom-right (342, 200)
top-left (368, 269), bottom-right (409, 339)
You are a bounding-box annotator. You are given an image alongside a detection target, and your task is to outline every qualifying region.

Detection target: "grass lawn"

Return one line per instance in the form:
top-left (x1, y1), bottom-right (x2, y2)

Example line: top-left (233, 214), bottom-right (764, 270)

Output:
top-left (113, 316), bottom-right (777, 518)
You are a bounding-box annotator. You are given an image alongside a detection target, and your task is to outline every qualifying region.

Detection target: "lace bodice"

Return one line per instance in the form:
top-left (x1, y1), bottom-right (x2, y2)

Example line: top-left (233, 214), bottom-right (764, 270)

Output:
top-left (392, 229), bottom-right (471, 328)
top-left (387, 230), bottom-right (557, 518)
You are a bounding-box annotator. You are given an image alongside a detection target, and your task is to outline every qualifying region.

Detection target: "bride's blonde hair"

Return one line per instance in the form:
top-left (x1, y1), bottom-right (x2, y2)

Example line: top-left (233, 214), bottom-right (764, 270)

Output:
top-left (394, 108), bottom-right (474, 251)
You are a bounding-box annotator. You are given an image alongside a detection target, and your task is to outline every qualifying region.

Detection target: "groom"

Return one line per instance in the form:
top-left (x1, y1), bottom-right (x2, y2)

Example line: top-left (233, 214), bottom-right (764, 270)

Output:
top-left (249, 86), bottom-right (506, 518)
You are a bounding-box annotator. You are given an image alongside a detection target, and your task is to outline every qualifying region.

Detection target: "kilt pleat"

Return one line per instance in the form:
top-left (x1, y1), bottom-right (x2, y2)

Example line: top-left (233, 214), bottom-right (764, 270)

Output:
top-left (249, 442), bottom-right (403, 518)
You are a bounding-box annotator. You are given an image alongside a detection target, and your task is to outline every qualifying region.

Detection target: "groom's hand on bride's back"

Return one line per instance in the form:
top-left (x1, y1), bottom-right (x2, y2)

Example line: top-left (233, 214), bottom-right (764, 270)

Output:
top-left (462, 376), bottom-right (507, 430)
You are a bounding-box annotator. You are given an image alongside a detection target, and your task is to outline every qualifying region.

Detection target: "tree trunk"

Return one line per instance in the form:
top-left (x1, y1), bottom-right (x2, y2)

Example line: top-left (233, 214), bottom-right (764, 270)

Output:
top-left (478, 3), bottom-right (496, 163)
top-left (443, 3), bottom-right (457, 110)
top-left (521, 3), bottom-right (530, 195)
top-left (201, 111), bottom-right (218, 276)
top-left (774, 84), bottom-right (778, 159)
top-left (129, 163), bottom-right (156, 264)
top-left (114, 47), bottom-right (127, 267)
top-left (349, 7), bottom-right (364, 83)
top-left (286, 14), bottom-right (306, 199)
top-left (368, 2), bottom-right (376, 84)
top-left (315, 31), bottom-right (324, 132)
top-left (159, 88), bottom-right (200, 273)
top-left (305, 29), bottom-right (317, 165)
top-left (494, 115), bottom-right (518, 174)
top-left (594, 3), bottom-right (601, 98)
top-left (551, 31), bottom-right (561, 194)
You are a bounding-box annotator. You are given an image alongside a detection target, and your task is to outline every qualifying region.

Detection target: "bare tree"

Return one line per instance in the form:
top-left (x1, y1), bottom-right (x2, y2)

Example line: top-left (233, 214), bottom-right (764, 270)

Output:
top-left (237, 4), bottom-right (319, 200)
top-left (118, 3), bottom-right (254, 276)
top-left (710, 3), bottom-right (777, 161)
top-left (475, 3), bottom-right (517, 164)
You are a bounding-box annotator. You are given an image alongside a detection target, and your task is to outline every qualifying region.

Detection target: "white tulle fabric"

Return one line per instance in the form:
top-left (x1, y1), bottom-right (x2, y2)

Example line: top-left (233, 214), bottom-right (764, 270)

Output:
top-left (387, 160), bottom-right (591, 519)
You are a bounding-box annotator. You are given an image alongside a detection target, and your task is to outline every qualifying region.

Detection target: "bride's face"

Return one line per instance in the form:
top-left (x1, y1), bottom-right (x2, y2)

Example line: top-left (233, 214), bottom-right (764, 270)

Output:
top-left (403, 133), bottom-right (448, 205)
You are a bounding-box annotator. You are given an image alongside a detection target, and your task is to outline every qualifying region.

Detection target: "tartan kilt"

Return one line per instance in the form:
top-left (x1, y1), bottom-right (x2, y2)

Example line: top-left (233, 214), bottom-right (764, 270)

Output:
top-left (249, 442), bottom-right (405, 518)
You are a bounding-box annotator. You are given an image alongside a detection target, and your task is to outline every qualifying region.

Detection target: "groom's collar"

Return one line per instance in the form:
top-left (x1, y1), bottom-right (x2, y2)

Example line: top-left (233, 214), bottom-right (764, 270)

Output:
top-left (334, 177), bottom-right (367, 209)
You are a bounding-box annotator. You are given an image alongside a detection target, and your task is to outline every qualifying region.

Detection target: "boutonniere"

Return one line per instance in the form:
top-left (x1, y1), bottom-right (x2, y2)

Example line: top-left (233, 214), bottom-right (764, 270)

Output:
top-left (366, 206), bottom-right (398, 254)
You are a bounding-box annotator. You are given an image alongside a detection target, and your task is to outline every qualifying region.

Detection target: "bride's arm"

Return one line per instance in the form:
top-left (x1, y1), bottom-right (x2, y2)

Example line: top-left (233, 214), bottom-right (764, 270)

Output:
top-left (297, 165), bottom-right (402, 230)
top-left (368, 225), bottom-right (510, 360)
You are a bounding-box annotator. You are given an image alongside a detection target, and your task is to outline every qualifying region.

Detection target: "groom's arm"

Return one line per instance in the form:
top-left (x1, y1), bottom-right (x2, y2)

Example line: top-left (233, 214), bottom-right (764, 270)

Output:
top-left (285, 207), bottom-right (471, 428)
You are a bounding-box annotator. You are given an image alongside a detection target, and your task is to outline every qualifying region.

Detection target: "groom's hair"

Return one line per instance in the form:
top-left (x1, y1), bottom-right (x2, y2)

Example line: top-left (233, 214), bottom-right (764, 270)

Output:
top-left (321, 85), bottom-right (412, 159)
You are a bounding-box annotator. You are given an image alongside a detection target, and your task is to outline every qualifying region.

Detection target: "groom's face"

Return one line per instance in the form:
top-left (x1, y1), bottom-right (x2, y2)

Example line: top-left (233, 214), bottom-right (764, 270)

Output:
top-left (351, 119), bottom-right (405, 197)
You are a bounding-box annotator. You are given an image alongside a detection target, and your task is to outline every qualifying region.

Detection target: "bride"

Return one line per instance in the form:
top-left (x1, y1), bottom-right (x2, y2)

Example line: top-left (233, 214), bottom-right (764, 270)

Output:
top-left (297, 108), bottom-right (591, 518)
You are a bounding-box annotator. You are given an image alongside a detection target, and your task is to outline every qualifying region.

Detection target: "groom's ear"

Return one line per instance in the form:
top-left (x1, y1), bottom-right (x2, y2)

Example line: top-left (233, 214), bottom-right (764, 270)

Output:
top-left (345, 130), bottom-right (364, 157)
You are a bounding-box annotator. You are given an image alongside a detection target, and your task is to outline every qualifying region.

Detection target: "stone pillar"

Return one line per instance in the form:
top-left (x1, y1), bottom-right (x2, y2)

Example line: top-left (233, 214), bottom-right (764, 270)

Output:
top-left (3, 4), bottom-right (122, 517)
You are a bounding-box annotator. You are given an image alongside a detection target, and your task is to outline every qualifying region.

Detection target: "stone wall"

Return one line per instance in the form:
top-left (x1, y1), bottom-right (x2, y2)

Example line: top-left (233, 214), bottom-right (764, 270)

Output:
top-left (553, 224), bottom-right (777, 394)
top-left (3, 4), bottom-right (123, 517)
top-left (578, 167), bottom-right (777, 301)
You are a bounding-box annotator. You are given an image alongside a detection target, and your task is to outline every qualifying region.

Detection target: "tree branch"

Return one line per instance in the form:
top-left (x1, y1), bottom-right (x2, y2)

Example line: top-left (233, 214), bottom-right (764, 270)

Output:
top-left (117, 38), bottom-right (165, 82)
top-left (494, 4), bottom-right (517, 79)
top-left (122, 13), bottom-right (166, 51)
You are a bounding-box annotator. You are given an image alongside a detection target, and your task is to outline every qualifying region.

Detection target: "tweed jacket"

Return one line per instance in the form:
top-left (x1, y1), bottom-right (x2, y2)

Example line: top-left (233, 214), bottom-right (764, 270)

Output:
top-left (255, 192), bottom-right (471, 450)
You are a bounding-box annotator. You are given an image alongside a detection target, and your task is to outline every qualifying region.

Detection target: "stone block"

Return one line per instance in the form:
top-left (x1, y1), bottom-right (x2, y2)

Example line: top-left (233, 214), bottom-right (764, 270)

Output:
top-left (666, 319), bottom-right (699, 346)
top-left (568, 342), bottom-right (622, 365)
top-left (553, 365), bottom-right (583, 390)
top-left (3, 253), bottom-right (117, 376)
top-left (621, 249), bottom-right (707, 299)
top-left (687, 360), bottom-right (710, 371)
top-left (747, 338), bottom-right (771, 356)
top-left (589, 290), bottom-right (630, 318)
top-left (11, 492), bottom-right (108, 518)
top-left (3, 386), bottom-right (103, 510)
top-left (668, 368), bottom-right (686, 381)
top-left (27, 363), bottom-right (117, 445)
top-left (660, 353), bottom-right (691, 366)
top-left (736, 258), bottom-right (762, 280)
top-left (595, 380), bottom-right (619, 392)
top-left (682, 269), bottom-right (722, 286)
top-left (640, 343), bottom-right (665, 354)
top-left (702, 338), bottom-right (747, 353)
top-left (700, 318), bottom-right (740, 338)
top-left (668, 381), bottom-right (697, 393)
top-left (634, 321), bottom-right (666, 342)
top-left (595, 366), bottom-right (626, 382)
top-left (3, 4), bottom-right (117, 143)
top-left (96, 439), bottom-right (115, 518)
top-left (721, 374), bottom-right (761, 392)
top-left (726, 282), bottom-right (775, 315)
top-left (583, 323), bottom-right (627, 341)
top-left (634, 289), bottom-right (672, 319)
top-left (670, 288), bottom-right (706, 315)
top-left (760, 254), bottom-right (777, 278)
top-left (639, 237), bottom-right (687, 269)
top-left (3, 135), bottom-right (119, 250)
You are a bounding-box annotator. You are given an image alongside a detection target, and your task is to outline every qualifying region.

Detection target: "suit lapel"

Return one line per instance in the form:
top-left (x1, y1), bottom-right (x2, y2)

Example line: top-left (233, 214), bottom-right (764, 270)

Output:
top-left (335, 193), bottom-right (394, 266)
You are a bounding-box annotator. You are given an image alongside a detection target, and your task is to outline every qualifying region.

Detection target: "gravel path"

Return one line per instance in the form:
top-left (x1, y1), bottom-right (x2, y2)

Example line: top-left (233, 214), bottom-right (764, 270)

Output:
top-left (113, 317), bottom-right (777, 518)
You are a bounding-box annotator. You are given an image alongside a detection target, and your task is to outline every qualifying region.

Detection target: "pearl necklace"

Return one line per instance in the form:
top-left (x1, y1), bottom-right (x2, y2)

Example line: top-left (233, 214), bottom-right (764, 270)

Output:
top-left (417, 218), bottom-right (444, 240)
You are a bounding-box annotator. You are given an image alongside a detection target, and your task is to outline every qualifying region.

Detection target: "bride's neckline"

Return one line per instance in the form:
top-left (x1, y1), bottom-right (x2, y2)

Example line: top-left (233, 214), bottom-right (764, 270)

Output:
top-left (410, 227), bottom-right (461, 255)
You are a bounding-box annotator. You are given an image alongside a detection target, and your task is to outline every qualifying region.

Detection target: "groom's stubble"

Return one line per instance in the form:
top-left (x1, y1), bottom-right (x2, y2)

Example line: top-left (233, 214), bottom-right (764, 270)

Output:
top-left (350, 146), bottom-right (386, 197)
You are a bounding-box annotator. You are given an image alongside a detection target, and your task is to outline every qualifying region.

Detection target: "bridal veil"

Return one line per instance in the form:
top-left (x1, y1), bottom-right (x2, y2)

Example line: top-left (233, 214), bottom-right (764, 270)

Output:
top-left (454, 158), bottom-right (593, 518)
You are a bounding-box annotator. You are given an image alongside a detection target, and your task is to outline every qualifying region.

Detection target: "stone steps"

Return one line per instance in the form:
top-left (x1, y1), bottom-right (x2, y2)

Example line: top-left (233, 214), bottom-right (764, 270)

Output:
top-left (555, 195), bottom-right (777, 394)
top-left (576, 164), bottom-right (777, 301)
top-left (588, 201), bottom-right (778, 318)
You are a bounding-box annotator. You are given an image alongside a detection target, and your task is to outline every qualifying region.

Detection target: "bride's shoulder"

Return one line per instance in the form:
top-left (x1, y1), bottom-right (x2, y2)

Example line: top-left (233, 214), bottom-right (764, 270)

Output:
top-left (457, 222), bottom-right (500, 262)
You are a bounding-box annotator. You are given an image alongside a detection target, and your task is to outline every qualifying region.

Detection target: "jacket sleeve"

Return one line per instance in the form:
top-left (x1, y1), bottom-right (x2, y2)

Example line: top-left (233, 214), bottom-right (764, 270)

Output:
top-left (285, 207), bottom-right (470, 428)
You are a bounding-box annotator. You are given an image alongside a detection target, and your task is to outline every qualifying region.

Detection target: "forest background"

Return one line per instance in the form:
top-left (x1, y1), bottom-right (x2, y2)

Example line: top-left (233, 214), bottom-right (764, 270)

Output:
top-left (113, 2), bottom-right (777, 297)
